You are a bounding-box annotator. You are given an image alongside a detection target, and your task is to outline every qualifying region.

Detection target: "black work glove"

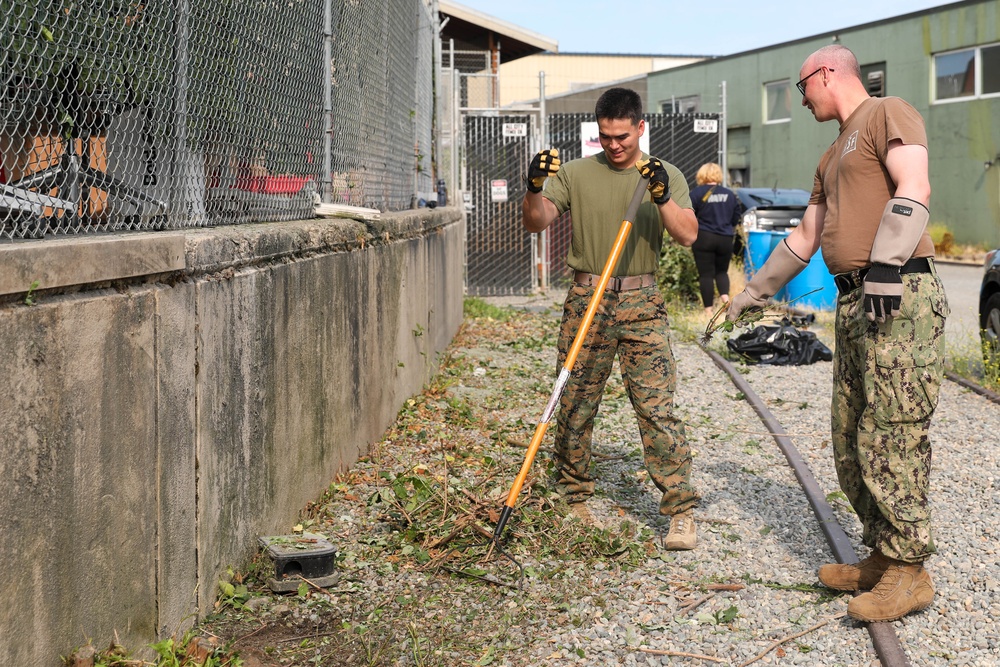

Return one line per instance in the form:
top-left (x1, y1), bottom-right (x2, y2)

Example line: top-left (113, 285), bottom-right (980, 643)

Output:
top-left (635, 158), bottom-right (670, 204)
top-left (862, 263), bottom-right (903, 323)
top-left (526, 148), bottom-right (560, 193)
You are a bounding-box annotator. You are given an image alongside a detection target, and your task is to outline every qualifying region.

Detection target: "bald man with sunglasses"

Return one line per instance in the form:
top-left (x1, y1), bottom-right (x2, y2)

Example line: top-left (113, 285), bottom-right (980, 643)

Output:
top-left (728, 45), bottom-right (949, 623)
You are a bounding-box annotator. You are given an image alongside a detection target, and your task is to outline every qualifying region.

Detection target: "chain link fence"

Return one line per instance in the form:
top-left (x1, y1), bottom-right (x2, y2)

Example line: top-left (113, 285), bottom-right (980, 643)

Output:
top-left (439, 47), bottom-right (497, 204)
top-left (456, 110), bottom-right (721, 296)
top-left (1, 0), bottom-right (436, 240)
top-left (463, 113), bottom-right (537, 296)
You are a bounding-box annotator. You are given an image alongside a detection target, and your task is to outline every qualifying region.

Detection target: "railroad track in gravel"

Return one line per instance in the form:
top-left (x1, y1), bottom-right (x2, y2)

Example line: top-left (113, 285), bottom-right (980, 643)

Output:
top-left (700, 346), bottom-right (914, 667)
top-left (944, 370), bottom-right (1000, 406)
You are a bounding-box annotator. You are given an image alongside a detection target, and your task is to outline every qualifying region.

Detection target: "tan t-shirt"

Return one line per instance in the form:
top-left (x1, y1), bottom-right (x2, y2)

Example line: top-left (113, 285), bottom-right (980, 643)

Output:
top-left (810, 96), bottom-right (935, 275)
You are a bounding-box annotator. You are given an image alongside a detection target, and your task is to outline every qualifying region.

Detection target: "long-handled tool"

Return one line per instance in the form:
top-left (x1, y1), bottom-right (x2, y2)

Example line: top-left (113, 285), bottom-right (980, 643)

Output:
top-left (492, 175), bottom-right (650, 545)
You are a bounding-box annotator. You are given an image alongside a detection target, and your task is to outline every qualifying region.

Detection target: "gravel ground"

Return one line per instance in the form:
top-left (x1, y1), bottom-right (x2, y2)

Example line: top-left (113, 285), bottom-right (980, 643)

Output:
top-left (729, 325), bottom-right (1000, 667)
top-left (200, 295), bottom-right (999, 667)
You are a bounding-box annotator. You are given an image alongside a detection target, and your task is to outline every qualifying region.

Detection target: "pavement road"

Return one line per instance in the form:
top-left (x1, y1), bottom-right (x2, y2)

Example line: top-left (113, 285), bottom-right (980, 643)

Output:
top-left (936, 260), bottom-right (984, 354)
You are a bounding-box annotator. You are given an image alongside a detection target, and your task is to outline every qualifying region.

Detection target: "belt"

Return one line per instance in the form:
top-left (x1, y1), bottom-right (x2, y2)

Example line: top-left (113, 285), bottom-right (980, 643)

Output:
top-left (573, 271), bottom-right (656, 291)
top-left (833, 257), bottom-right (932, 294)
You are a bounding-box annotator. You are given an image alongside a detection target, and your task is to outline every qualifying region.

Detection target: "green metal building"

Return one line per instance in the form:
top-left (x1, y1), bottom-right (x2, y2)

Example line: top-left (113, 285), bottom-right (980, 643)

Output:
top-left (647, 0), bottom-right (1000, 247)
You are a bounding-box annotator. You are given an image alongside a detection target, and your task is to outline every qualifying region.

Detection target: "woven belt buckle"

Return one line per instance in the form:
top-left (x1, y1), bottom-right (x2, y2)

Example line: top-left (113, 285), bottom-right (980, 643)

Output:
top-left (607, 276), bottom-right (623, 291)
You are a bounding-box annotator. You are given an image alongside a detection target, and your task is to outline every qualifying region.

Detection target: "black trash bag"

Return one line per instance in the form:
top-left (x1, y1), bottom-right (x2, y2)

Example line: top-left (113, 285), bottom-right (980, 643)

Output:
top-left (726, 318), bottom-right (832, 365)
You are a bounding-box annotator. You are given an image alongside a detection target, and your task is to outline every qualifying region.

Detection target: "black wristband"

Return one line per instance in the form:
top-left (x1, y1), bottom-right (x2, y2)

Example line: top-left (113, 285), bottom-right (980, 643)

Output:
top-left (867, 263), bottom-right (901, 279)
top-left (523, 174), bottom-right (542, 194)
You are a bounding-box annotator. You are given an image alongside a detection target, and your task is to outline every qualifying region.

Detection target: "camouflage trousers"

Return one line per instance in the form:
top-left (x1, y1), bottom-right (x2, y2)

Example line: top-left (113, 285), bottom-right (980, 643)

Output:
top-left (553, 284), bottom-right (698, 515)
top-left (832, 262), bottom-right (949, 563)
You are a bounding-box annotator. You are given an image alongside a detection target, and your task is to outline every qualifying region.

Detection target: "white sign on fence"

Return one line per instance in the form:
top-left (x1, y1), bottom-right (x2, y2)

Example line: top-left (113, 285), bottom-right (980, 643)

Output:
top-left (491, 179), bottom-right (508, 202)
top-left (502, 123), bottom-right (527, 138)
top-left (693, 118), bottom-right (719, 133)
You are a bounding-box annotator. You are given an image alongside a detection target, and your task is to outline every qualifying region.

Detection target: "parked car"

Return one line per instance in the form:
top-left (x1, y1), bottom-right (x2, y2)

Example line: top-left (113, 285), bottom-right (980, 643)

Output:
top-left (732, 187), bottom-right (810, 259)
top-left (980, 248), bottom-right (1000, 365)
top-left (735, 187), bottom-right (810, 232)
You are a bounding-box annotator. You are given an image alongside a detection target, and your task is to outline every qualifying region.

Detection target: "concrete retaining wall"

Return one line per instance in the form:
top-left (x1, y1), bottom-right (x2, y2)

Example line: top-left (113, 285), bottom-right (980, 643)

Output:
top-left (0, 207), bottom-right (464, 664)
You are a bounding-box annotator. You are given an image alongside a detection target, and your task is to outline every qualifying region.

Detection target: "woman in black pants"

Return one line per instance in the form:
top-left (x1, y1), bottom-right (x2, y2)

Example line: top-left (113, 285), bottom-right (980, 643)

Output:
top-left (690, 163), bottom-right (743, 316)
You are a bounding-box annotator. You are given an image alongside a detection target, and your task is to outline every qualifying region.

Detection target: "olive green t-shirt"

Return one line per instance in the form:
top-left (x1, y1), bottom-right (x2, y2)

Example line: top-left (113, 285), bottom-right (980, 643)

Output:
top-left (810, 96), bottom-right (935, 275)
top-left (542, 152), bottom-right (693, 275)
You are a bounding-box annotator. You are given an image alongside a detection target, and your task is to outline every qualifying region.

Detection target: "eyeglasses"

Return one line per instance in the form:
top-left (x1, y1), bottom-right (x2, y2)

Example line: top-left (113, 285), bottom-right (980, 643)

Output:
top-left (796, 67), bottom-right (834, 95)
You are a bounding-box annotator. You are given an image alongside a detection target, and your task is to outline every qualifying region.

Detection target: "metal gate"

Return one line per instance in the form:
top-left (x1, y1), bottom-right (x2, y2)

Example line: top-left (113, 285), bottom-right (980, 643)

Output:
top-left (462, 112), bottom-right (721, 296)
top-left (463, 113), bottom-right (538, 296)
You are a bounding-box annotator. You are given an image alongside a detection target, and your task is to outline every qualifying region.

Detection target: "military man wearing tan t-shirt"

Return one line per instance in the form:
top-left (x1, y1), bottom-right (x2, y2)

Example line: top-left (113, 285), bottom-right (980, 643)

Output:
top-left (727, 45), bottom-right (949, 623)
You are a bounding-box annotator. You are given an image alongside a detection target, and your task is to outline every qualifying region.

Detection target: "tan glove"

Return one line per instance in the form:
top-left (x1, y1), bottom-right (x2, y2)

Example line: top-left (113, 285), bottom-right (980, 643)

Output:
top-left (863, 197), bottom-right (929, 323)
top-left (727, 239), bottom-right (808, 323)
top-left (526, 149), bottom-right (560, 193)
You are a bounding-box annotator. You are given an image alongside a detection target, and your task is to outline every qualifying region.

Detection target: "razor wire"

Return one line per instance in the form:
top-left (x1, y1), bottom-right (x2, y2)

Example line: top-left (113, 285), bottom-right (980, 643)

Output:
top-left (1, 0), bottom-right (437, 240)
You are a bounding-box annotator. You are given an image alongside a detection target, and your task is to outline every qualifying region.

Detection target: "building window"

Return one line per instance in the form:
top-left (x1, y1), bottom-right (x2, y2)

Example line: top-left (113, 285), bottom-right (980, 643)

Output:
top-left (661, 95), bottom-right (700, 114)
top-left (935, 48), bottom-right (975, 100)
top-left (984, 43), bottom-right (1000, 95)
top-left (861, 62), bottom-right (886, 97)
top-left (933, 43), bottom-right (1000, 102)
top-left (764, 80), bottom-right (791, 123)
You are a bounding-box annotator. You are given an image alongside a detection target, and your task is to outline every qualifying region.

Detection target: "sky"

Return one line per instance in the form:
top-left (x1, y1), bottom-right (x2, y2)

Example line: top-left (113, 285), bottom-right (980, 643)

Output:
top-left (450, 0), bottom-right (960, 56)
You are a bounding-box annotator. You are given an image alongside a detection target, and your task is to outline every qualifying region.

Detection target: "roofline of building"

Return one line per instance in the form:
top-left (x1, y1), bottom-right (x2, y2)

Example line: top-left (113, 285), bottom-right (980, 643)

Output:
top-left (653, 0), bottom-right (983, 73)
top-left (543, 73), bottom-right (647, 101)
top-left (439, 0), bottom-right (558, 53)
top-left (520, 51), bottom-right (716, 59)
top-left (501, 72), bottom-right (651, 108)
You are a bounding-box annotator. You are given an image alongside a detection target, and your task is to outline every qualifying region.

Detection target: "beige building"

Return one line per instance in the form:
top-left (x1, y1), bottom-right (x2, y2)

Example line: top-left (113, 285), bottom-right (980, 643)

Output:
top-left (438, 1), bottom-right (708, 109)
top-left (498, 52), bottom-right (707, 107)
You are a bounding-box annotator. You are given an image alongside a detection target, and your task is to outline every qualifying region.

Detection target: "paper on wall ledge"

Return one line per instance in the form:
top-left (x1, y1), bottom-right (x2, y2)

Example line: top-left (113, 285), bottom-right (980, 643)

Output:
top-left (315, 202), bottom-right (381, 221)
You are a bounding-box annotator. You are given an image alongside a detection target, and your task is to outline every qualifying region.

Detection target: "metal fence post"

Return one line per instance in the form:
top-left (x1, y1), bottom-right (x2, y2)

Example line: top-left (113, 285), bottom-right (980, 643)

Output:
top-left (322, 0), bottom-right (333, 203)
top-left (720, 80), bottom-right (728, 185)
top-left (172, 0), bottom-right (195, 226)
top-left (432, 0), bottom-right (443, 202)
top-left (538, 70), bottom-right (547, 291)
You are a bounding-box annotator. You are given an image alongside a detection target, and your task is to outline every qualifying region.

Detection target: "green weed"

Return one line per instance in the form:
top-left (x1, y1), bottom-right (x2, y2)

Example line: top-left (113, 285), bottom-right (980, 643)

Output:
top-left (24, 280), bottom-right (40, 306)
top-left (657, 242), bottom-right (699, 305)
top-left (63, 631), bottom-right (243, 667)
top-left (463, 297), bottom-right (514, 320)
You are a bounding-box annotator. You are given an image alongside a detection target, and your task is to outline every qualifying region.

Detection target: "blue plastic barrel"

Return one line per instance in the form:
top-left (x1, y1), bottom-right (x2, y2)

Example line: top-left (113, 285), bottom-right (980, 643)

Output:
top-left (744, 230), bottom-right (789, 300)
top-left (744, 230), bottom-right (837, 310)
top-left (785, 245), bottom-right (837, 310)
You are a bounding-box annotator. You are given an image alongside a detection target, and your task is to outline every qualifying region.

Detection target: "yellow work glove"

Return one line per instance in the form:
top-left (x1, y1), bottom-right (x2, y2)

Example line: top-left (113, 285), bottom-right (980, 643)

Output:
top-left (526, 148), bottom-right (560, 193)
top-left (636, 157), bottom-right (670, 204)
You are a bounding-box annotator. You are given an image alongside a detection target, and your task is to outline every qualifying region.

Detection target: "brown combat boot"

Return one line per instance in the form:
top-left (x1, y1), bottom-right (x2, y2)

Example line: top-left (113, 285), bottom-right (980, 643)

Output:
top-left (847, 561), bottom-right (935, 623)
top-left (662, 512), bottom-right (696, 550)
top-left (817, 551), bottom-right (893, 591)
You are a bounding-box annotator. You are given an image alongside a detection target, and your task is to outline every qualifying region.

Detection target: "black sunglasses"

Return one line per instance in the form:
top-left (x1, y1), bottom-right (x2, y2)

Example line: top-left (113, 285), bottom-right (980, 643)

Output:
top-left (796, 67), bottom-right (834, 95)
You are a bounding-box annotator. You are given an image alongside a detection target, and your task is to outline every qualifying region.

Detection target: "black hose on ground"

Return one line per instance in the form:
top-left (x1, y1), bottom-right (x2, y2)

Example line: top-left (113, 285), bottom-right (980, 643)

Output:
top-left (704, 347), bottom-right (913, 667)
